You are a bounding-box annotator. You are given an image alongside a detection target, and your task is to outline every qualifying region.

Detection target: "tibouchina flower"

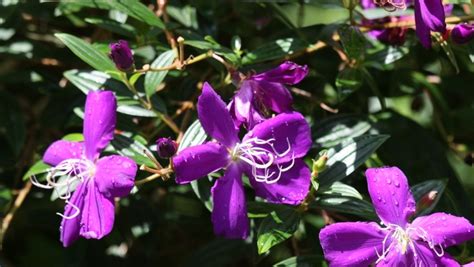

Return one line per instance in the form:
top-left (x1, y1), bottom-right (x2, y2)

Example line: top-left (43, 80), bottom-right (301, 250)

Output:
top-left (414, 0), bottom-right (446, 48)
top-left (229, 61), bottom-right (308, 129)
top-left (319, 167), bottom-right (474, 267)
top-left (451, 24), bottom-right (474, 44)
top-left (32, 91), bottom-right (137, 247)
top-left (372, 0), bottom-right (408, 11)
top-left (173, 83), bottom-right (311, 238)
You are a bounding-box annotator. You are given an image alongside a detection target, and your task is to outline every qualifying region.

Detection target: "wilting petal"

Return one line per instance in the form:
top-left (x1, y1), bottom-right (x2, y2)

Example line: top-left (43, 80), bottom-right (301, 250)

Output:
top-left (83, 91), bottom-right (117, 160)
top-left (79, 181), bottom-right (115, 240)
top-left (211, 164), bottom-right (249, 239)
top-left (256, 81), bottom-right (293, 113)
top-left (415, 0), bottom-right (446, 48)
top-left (173, 142), bottom-right (229, 184)
top-left (251, 61), bottom-right (308, 84)
top-left (451, 24), bottom-right (474, 44)
top-left (249, 159), bottom-right (310, 205)
top-left (95, 155), bottom-right (137, 198)
top-left (243, 112), bottom-right (311, 163)
top-left (319, 222), bottom-right (386, 267)
top-left (197, 83), bottom-right (239, 147)
top-left (410, 212), bottom-right (474, 248)
top-left (60, 182), bottom-right (86, 247)
top-left (412, 242), bottom-right (460, 267)
top-left (365, 167), bottom-right (416, 227)
top-left (43, 140), bottom-right (84, 166)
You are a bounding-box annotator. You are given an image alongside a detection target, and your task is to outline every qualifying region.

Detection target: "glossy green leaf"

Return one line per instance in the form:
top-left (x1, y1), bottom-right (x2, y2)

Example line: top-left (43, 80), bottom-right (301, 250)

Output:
top-left (55, 33), bottom-right (117, 75)
top-left (412, 179), bottom-right (447, 217)
top-left (242, 38), bottom-right (306, 65)
top-left (338, 25), bottom-right (366, 61)
top-left (111, 133), bottom-right (155, 167)
top-left (313, 195), bottom-right (377, 220)
top-left (313, 114), bottom-right (370, 148)
top-left (144, 50), bottom-right (176, 99)
top-left (273, 255), bottom-right (326, 267)
top-left (23, 160), bottom-right (49, 181)
top-left (318, 134), bottom-right (390, 186)
top-left (257, 207), bottom-right (301, 254)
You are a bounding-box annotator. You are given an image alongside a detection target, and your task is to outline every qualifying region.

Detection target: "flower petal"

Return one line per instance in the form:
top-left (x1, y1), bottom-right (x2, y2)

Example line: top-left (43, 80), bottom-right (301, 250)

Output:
top-left (230, 81), bottom-right (265, 129)
top-left (243, 112), bottom-right (311, 163)
top-left (410, 212), bottom-right (474, 248)
top-left (365, 167), bottom-right (416, 227)
top-left (255, 81), bottom-right (293, 113)
top-left (411, 242), bottom-right (460, 267)
top-left (415, 0), bottom-right (446, 48)
top-left (319, 222), bottom-right (386, 267)
top-left (60, 182), bottom-right (86, 247)
top-left (95, 155), bottom-right (137, 198)
top-left (79, 181), bottom-right (115, 240)
top-left (211, 164), bottom-right (249, 239)
top-left (249, 159), bottom-right (310, 205)
top-left (251, 61), bottom-right (308, 84)
top-left (198, 82), bottom-right (239, 148)
top-left (43, 140), bottom-right (84, 166)
top-left (83, 91), bottom-right (117, 160)
top-left (173, 142), bottom-right (229, 184)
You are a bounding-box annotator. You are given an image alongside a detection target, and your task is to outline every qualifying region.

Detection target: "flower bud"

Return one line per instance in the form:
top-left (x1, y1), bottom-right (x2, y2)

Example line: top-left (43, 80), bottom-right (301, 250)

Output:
top-left (312, 152), bottom-right (328, 178)
top-left (451, 24), bottom-right (474, 44)
top-left (109, 40), bottom-right (134, 71)
top-left (156, 137), bottom-right (178, 159)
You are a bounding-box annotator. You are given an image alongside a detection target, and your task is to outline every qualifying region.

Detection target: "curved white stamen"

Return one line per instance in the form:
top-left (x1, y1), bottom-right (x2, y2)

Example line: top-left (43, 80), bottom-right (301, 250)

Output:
top-left (231, 137), bottom-right (295, 185)
top-left (56, 200), bottom-right (80, 219)
top-left (375, 224), bottom-right (445, 265)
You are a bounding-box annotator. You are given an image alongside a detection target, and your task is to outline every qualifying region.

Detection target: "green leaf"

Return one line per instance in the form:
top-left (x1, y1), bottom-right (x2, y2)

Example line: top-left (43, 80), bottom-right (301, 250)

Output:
top-left (178, 120), bottom-right (213, 211)
top-left (167, 5), bottom-right (198, 29)
top-left (335, 67), bottom-right (363, 101)
top-left (0, 185), bottom-right (12, 212)
top-left (319, 182), bottom-right (363, 199)
top-left (144, 50), bottom-right (176, 99)
top-left (338, 25), bottom-right (366, 61)
top-left (276, 3), bottom-right (349, 27)
top-left (242, 38), bottom-right (306, 65)
top-left (0, 91), bottom-right (26, 156)
top-left (247, 201), bottom-right (289, 219)
top-left (257, 207), bottom-right (301, 254)
top-left (273, 255), bottom-right (326, 267)
top-left (57, 0), bottom-right (165, 29)
top-left (23, 160), bottom-right (50, 181)
top-left (110, 133), bottom-right (155, 167)
top-left (412, 179), bottom-right (447, 217)
top-left (313, 114), bottom-right (370, 148)
top-left (318, 134), bottom-right (390, 186)
top-left (85, 17), bottom-right (136, 38)
top-left (64, 69), bottom-right (157, 117)
top-left (313, 195), bottom-right (377, 220)
top-left (55, 33), bottom-right (117, 75)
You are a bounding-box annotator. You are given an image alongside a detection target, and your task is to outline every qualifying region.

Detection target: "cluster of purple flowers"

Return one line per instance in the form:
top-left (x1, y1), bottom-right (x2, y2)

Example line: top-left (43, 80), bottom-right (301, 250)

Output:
top-left (363, 0), bottom-right (474, 47)
top-left (173, 62), bottom-right (312, 238)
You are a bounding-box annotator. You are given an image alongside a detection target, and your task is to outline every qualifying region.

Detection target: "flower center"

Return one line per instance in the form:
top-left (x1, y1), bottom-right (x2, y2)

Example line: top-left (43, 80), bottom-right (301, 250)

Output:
top-left (376, 224), bottom-right (444, 265)
top-left (30, 158), bottom-right (96, 220)
top-left (230, 137), bottom-right (295, 184)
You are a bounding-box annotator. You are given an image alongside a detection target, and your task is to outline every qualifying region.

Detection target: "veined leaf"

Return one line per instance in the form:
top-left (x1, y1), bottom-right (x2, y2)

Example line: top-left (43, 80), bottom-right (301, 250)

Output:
top-left (242, 38), bottom-right (306, 65)
top-left (144, 50), bottom-right (176, 99)
top-left (111, 133), bottom-right (155, 168)
top-left (318, 134), bottom-right (389, 186)
top-left (257, 207), bottom-right (301, 254)
top-left (55, 33), bottom-right (117, 75)
top-left (273, 255), bottom-right (325, 267)
top-left (313, 114), bottom-right (370, 148)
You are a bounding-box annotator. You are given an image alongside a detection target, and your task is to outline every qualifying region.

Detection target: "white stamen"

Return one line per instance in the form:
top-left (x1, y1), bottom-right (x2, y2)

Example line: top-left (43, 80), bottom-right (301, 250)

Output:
top-left (56, 200), bottom-right (81, 219)
top-left (231, 137), bottom-right (294, 184)
top-left (30, 158), bottom-right (95, 218)
top-left (375, 224), bottom-right (445, 265)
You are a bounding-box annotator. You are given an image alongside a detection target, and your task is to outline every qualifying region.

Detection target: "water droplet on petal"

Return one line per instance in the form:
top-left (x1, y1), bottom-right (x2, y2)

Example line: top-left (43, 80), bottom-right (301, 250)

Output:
top-left (386, 178), bottom-right (392, 185)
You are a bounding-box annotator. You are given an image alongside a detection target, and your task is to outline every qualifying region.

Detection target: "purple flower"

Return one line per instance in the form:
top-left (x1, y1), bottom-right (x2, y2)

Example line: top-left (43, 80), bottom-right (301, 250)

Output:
top-left (451, 24), bottom-right (474, 44)
top-left (414, 0), bottom-right (446, 48)
top-left (173, 83), bottom-right (311, 238)
top-left (319, 167), bottom-right (474, 266)
top-left (109, 40), bottom-right (134, 71)
top-left (156, 137), bottom-right (178, 158)
top-left (372, 0), bottom-right (408, 11)
top-left (361, 0), bottom-right (412, 45)
top-left (32, 91), bottom-right (137, 247)
top-left (229, 61), bottom-right (308, 129)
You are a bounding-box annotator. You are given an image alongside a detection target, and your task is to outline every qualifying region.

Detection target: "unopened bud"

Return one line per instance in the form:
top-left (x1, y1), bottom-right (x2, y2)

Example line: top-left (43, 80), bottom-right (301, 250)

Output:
top-left (312, 153), bottom-right (328, 178)
top-left (417, 190), bottom-right (438, 213)
top-left (156, 137), bottom-right (178, 159)
top-left (109, 40), bottom-right (134, 72)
